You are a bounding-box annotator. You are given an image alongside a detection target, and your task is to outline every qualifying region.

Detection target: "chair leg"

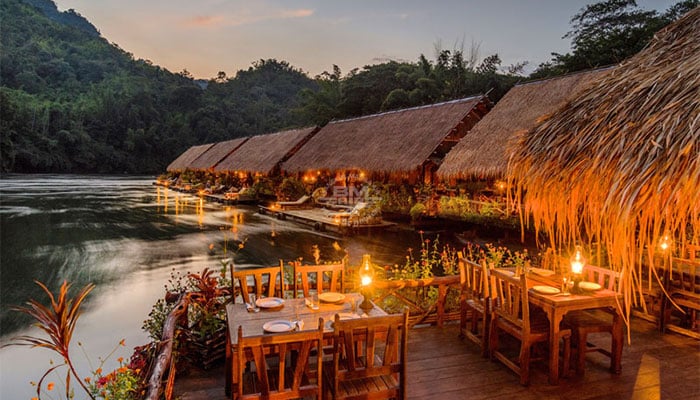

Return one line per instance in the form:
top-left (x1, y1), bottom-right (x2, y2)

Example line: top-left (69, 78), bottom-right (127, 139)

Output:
top-left (519, 344), bottom-right (531, 386)
top-left (459, 300), bottom-right (468, 338)
top-left (480, 312), bottom-right (490, 358)
top-left (561, 334), bottom-right (571, 378)
top-left (488, 318), bottom-right (499, 361)
top-left (576, 332), bottom-right (587, 375)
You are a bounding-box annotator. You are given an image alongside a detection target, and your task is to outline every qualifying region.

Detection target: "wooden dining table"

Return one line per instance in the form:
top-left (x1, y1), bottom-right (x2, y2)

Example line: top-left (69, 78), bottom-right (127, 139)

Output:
top-left (524, 270), bottom-right (624, 385)
top-left (224, 293), bottom-right (387, 395)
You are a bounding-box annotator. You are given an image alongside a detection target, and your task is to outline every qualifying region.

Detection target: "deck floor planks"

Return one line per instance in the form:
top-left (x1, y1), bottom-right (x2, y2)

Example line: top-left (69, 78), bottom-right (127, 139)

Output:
top-left (174, 317), bottom-right (699, 400)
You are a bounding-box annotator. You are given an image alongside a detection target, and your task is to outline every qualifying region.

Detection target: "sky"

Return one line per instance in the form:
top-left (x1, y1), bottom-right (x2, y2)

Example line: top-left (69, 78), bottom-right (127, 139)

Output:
top-left (53, 0), bottom-right (679, 79)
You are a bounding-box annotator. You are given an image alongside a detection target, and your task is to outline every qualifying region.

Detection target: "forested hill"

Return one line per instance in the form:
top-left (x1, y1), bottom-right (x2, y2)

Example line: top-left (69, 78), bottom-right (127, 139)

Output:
top-left (1, 0), bottom-right (694, 174)
top-left (0, 0), bottom-right (317, 173)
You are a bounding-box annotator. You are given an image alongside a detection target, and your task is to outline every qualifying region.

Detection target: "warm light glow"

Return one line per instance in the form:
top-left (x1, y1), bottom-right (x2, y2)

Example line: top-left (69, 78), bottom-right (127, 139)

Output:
top-left (570, 246), bottom-right (585, 275)
top-left (659, 234), bottom-right (671, 252)
top-left (496, 180), bottom-right (506, 191)
top-left (360, 254), bottom-right (373, 287)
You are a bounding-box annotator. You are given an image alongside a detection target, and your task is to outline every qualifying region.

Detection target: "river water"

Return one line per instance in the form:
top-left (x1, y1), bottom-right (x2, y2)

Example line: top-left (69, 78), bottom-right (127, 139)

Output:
top-left (1, 175), bottom-right (462, 399)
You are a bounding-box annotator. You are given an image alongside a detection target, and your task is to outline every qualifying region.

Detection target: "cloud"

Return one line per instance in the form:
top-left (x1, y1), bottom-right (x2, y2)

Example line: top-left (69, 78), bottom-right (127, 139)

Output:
top-left (185, 15), bottom-right (226, 27)
top-left (282, 9), bottom-right (314, 18)
top-left (182, 8), bottom-right (314, 28)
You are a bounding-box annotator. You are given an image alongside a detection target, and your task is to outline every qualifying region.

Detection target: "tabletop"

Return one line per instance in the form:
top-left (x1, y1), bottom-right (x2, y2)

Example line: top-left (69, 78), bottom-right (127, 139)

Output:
top-left (226, 293), bottom-right (388, 344)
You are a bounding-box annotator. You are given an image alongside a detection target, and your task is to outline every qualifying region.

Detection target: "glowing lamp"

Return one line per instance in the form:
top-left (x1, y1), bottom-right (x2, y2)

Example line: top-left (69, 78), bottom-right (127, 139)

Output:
top-left (570, 246), bottom-right (585, 275)
top-left (570, 246), bottom-right (585, 293)
top-left (359, 254), bottom-right (374, 313)
top-left (659, 234), bottom-right (671, 252)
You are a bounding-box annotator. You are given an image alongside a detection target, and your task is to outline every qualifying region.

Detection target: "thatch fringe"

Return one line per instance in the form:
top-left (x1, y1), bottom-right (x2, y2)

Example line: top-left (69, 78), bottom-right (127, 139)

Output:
top-left (509, 7), bottom-right (700, 333)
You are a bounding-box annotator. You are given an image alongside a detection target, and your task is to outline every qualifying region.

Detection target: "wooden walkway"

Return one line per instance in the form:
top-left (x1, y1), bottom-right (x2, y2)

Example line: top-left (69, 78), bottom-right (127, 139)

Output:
top-left (259, 206), bottom-right (396, 234)
top-left (174, 317), bottom-right (699, 400)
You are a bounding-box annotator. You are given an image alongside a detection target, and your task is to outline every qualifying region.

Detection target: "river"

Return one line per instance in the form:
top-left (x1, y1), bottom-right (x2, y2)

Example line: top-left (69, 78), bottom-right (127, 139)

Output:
top-left (1, 175), bottom-right (469, 399)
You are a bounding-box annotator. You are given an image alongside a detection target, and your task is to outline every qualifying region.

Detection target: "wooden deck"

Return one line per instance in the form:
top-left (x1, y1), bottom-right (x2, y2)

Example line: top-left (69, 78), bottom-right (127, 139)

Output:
top-left (173, 317), bottom-right (699, 400)
top-left (258, 206), bottom-right (396, 234)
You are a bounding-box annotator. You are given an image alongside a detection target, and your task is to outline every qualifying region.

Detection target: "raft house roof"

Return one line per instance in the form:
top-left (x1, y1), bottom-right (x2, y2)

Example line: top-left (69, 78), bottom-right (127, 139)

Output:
top-left (214, 127), bottom-right (320, 174)
top-left (186, 137), bottom-right (249, 171)
top-left (436, 67), bottom-right (613, 180)
top-left (280, 95), bottom-right (492, 175)
top-left (509, 7), bottom-right (700, 287)
top-left (166, 143), bottom-right (216, 172)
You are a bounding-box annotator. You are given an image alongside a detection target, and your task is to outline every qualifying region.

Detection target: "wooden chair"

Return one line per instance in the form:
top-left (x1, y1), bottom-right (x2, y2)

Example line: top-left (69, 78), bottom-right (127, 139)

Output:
top-left (324, 312), bottom-right (408, 400)
top-left (489, 269), bottom-right (571, 386)
top-left (458, 258), bottom-right (490, 357)
top-left (235, 320), bottom-right (324, 400)
top-left (233, 264), bottom-right (284, 304)
top-left (293, 262), bottom-right (345, 298)
top-left (562, 264), bottom-right (623, 375)
top-left (663, 257), bottom-right (700, 331)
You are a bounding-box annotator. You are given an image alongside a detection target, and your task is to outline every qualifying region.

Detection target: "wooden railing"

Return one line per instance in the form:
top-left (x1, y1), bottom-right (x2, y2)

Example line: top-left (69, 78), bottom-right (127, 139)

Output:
top-left (374, 275), bottom-right (462, 327)
top-left (145, 293), bottom-right (191, 400)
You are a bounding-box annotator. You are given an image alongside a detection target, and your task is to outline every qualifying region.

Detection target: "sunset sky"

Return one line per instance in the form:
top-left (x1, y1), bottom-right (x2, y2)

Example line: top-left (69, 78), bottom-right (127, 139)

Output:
top-left (53, 0), bottom-right (677, 79)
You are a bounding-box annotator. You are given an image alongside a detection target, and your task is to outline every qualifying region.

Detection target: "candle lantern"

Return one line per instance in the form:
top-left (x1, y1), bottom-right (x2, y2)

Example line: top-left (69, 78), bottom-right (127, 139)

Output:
top-left (570, 246), bottom-right (585, 293)
top-left (359, 254), bottom-right (375, 313)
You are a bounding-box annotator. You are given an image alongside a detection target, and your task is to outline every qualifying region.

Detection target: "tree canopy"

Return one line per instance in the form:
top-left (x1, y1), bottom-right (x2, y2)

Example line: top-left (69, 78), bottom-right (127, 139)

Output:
top-left (1, 0), bottom-right (695, 173)
top-left (531, 0), bottom-right (698, 78)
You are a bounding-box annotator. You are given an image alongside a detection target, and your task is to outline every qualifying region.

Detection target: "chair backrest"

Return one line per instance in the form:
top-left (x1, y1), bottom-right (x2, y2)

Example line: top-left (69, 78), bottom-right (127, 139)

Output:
top-left (294, 262), bottom-right (345, 298)
top-left (670, 257), bottom-right (700, 295)
top-left (330, 312), bottom-right (408, 398)
top-left (459, 258), bottom-right (489, 303)
top-left (233, 264), bottom-right (284, 304)
top-left (582, 265), bottom-right (621, 291)
top-left (236, 320), bottom-right (323, 400)
top-left (490, 269), bottom-right (530, 333)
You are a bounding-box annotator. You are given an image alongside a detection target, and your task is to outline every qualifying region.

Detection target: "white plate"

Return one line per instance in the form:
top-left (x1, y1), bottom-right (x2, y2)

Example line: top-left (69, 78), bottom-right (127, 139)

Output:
top-left (530, 268), bottom-right (555, 277)
top-left (326, 313), bottom-right (361, 330)
top-left (532, 285), bottom-right (561, 295)
top-left (263, 320), bottom-right (295, 333)
top-left (256, 297), bottom-right (285, 308)
top-left (319, 292), bottom-right (345, 303)
top-left (579, 282), bottom-right (602, 291)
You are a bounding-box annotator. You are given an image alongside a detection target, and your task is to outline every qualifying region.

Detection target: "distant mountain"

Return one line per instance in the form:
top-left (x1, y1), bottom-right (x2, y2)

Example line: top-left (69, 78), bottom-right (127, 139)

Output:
top-left (0, 0), bottom-right (316, 173)
top-left (21, 0), bottom-right (99, 36)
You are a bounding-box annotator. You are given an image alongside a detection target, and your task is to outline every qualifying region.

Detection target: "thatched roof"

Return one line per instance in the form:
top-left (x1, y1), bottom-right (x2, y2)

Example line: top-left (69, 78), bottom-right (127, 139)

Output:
top-left (214, 127), bottom-right (319, 174)
top-left (281, 96), bottom-right (491, 174)
top-left (509, 7), bottom-right (700, 317)
top-left (166, 143), bottom-right (215, 171)
top-left (188, 138), bottom-right (249, 171)
top-left (437, 68), bottom-right (612, 179)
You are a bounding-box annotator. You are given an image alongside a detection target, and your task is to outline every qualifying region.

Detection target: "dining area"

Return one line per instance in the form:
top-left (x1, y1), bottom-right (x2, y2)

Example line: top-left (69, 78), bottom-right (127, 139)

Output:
top-left (171, 253), bottom-right (699, 400)
top-left (224, 259), bottom-right (409, 399)
top-left (459, 253), bottom-right (625, 388)
top-left (223, 253), bottom-right (630, 399)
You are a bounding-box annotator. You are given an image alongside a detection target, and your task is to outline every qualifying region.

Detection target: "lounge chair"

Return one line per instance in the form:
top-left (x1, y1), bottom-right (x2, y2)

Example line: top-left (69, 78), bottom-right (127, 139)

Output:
top-left (327, 202), bottom-right (381, 226)
top-left (276, 195), bottom-right (311, 210)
